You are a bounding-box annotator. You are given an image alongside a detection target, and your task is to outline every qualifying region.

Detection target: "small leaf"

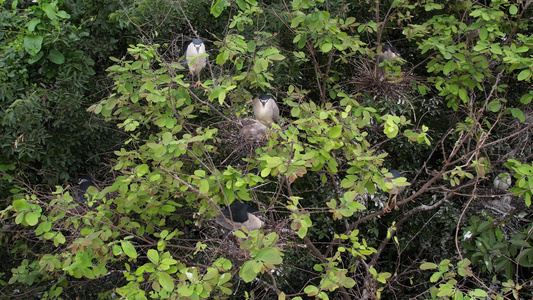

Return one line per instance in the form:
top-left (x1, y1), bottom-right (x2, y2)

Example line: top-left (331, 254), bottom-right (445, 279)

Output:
top-left (511, 108), bottom-right (525, 122)
top-left (420, 262), bottom-right (438, 270)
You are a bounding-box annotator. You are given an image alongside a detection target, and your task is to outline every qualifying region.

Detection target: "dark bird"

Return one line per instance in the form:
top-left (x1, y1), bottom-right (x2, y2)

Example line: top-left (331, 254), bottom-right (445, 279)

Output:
top-left (77, 175), bottom-right (96, 203)
top-left (216, 202), bottom-right (264, 231)
top-left (253, 94), bottom-right (279, 127)
top-left (377, 44), bottom-right (400, 64)
top-left (240, 118), bottom-right (267, 140)
top-left (182, 39), bottom-right (207, 87)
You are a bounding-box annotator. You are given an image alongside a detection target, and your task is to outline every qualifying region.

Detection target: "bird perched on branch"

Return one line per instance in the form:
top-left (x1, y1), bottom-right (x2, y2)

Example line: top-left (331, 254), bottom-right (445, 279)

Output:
top-left (384, 170), bottom-right (406, 212)
top-left (77, 175), bottom-right (96, 203)
top-left (182, 39), bottom-right (207, 87)
top-left (216, 201), bottom-right (264, 231)
top-left (253, 94), bottom-right (279, 127)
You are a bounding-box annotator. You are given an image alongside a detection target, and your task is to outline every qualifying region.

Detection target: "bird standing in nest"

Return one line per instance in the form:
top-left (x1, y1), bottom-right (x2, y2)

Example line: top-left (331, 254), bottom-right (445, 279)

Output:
top-left (216, 201), bottom-right (264, 231)
top-left (253, 94), bottom-right (279, 127)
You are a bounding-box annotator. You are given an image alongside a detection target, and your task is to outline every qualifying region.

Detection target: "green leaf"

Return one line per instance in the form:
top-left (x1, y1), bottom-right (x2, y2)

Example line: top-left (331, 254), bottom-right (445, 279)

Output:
top-left (162, 132), bottom-right (173, 146)
top-left (420, 262), bottom-right (438, 270)
top-left (121, 241), bottom-right (138, 259)
top-left (158, 271), bottom-right (175, 292)
top-left (27, 18), bottom-right (41, 32)
top-left (13, 199), bottom-right (30, 211)
top-left (487, 100), bottom-right (501, 112)
top-left (517, 69), bottom-right (531, 81)
top-left (469, 289), bottom-right (488, 298)
top-left (321, 42), bottom-right (333, 53)
top-left (328, 125), bottom-right (342, 139)
top-left (25, 211), bottom-right (40, 226)
top-left (240, 261), bottom-right (260, 282)
top-left (24, 35), bottom-right (43, 56)
top-left (210, 0), bottom-right (230, 18)
top-left (42, 3), bottom-right (58, 20)
top-left (509, 5), bottom-right (518, 15)
top-left (519, 93), bottom-right (533, 104)
top-left (255, 248), bottom-right (283, 264)
top-left (510, 108), bottom-right (525, 122)
top-left (48, 49), bottom-right (65, 65)
top-left (199, 179), bottom-right (210, 195)
top-left (443, 60), bottom-right (456, 75)
top-left (147, 249), bottom-right (159, 264)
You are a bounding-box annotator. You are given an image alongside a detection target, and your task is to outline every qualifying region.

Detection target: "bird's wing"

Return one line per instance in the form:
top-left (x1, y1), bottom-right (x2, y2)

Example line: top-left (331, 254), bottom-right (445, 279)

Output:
top-left (272, 101), bottom-right (279, 123)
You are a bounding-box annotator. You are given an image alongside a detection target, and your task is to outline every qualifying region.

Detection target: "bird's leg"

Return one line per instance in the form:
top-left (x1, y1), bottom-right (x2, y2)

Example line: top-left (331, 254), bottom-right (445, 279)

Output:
top-left (383, 194), bottom-right (398, 213)
top-left (194, 79), bottom-right (202, 88)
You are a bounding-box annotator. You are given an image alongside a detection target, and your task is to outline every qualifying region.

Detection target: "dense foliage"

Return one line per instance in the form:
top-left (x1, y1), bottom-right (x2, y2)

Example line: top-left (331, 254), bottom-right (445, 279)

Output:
top-left (1, 0), bottom-right (532, 299)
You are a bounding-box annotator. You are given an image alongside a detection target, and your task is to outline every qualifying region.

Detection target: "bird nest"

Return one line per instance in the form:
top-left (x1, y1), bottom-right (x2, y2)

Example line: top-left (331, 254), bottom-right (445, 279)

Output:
top-left (350, 59), bottom-right (420, 100)
top-left (217, 118), bottom-right (268, 167)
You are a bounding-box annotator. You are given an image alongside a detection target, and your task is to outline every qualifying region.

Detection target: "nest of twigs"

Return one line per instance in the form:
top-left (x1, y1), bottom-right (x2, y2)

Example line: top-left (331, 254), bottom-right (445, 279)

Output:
top-left (350, 59), bottom-right (419, 100)
top-left (217, 118), bottom-right (268, 167)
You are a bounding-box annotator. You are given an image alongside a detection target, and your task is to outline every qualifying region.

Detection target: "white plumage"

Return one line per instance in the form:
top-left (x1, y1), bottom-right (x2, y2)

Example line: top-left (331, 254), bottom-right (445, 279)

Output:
top-left (183, 39), bottom-right (207, 87)
top-left (253, 94), bottom-right (279, 127)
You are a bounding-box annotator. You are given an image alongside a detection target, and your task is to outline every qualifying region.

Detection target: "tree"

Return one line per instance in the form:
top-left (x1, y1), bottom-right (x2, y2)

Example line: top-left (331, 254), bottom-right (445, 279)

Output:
top-left (2, 0), bottom-right (532, 299)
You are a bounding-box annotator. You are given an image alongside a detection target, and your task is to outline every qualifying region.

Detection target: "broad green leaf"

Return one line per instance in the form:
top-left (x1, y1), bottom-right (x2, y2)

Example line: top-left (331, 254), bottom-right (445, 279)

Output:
top-left (48, 49), bottom-right (65, 65)
top-left (255, 248), bottom-right (283, 264)
top-left (517, 69), bottom-right (531, 81)
top-left (25, 211), bottom-right (40, 226)
top-left (13, 199), bottom-right (30, 211)
top-left (121, 241), bottom-right (138, 259)
top-left (328, 126), bottom-right (342, 139)
top-left (158, 271), bottom-right (175, 292)
top-left (487, 100), bottom-right (501, 112)
top-left (24, 35), bottom-right (43, 56)
top-left (511, 108), bottom-right (525, 122)
top-left (147, 249), bottom-right (159, 264)
top-left (321, 42), bottom-right (333, 53)
top-left (239, 260), bottom-right (260, 282)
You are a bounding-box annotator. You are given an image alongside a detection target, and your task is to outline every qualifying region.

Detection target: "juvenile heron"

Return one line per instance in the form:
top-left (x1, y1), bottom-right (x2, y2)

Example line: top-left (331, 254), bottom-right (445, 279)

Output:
top-left (77, 175), bottom-right (96, 203)
top-left (216, 201), bottom-right (264, 231)
top-left (183, 39), bottom-right (207, 87)
top-left (240, 118), bottom-right (267, 141)
top-left (253, 94), bottom-right (279, 127)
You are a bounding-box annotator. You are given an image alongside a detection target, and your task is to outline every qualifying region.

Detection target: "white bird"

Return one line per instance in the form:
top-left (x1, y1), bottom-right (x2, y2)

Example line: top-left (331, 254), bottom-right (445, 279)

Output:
top-left (253, 94), bottom-right (279, 127)
top-left (183, 39), bottom-right (207, 87)
top-left (216, 202), bottom-right (264, 231)
top-left (493, 173), bottom-right (512, 191)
